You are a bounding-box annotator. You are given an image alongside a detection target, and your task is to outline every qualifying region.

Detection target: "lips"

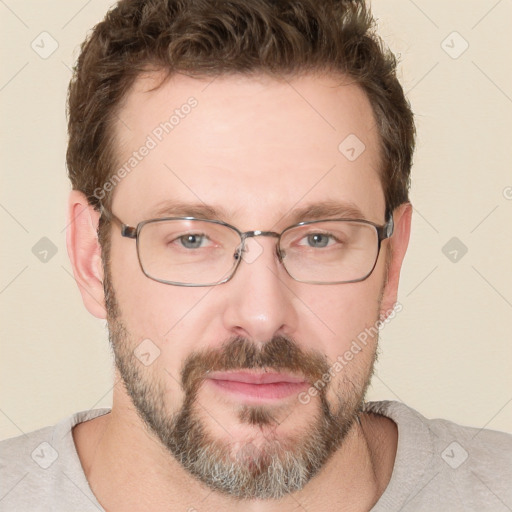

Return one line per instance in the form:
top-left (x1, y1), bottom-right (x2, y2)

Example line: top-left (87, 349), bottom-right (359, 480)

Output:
top-left (207, 371), bottom-right (307, 385)
top-left (206, 371), bottom-right (309, 401)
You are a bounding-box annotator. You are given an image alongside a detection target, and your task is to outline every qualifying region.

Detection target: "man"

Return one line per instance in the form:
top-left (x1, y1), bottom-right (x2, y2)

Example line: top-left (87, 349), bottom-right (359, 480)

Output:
top-left (1, 0), bottom-right (511, 510)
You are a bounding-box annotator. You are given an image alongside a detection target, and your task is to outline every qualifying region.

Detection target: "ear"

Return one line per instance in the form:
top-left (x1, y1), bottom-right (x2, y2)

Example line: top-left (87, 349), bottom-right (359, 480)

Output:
top-left (380, 202), bottom-right (412, 318)
top-left (66, 190), bottom-right (106, 319)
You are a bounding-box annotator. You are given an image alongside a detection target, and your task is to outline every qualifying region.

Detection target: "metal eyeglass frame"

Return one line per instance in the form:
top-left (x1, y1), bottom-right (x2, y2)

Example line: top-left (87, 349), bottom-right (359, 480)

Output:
top-left (100, 207), bottom-right (394, 287)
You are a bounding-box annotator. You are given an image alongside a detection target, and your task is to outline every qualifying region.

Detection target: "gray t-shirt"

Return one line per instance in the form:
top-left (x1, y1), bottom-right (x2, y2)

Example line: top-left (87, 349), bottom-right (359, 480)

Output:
top-left (1, 400), bottom-right (511, 511)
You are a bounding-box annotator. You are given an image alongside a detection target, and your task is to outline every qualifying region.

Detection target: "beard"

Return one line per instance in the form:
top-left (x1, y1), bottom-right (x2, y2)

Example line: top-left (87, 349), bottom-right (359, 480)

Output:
top-left (103, 263), bottom-right (379, 500)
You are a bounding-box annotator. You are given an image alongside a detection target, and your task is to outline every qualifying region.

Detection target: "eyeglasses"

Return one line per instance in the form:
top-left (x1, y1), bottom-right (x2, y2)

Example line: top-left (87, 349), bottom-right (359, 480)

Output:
top-left (101, 208), bottom-right (394, 287)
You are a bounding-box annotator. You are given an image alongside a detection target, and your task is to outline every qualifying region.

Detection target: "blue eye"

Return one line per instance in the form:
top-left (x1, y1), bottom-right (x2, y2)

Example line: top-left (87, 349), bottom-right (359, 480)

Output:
top-left (177, 234), bottom-right (208, 249)
top-left (305, 233), bottom-right (332, 248)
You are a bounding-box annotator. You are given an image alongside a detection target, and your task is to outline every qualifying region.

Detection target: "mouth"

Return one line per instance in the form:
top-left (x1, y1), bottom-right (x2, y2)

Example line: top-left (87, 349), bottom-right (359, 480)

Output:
top-left (206, 370), bottom-right (309, 402)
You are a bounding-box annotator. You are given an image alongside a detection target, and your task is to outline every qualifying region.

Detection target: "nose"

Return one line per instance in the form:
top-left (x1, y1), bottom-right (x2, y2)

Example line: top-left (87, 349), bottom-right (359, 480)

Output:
top-left (220, 236), bottom-right (299, 343)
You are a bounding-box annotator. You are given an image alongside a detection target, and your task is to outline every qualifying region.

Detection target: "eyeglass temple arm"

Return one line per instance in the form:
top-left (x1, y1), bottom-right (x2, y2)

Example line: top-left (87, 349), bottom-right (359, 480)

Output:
top-left (377, 213), bottom-right (394, 240)
top-left (99, 205), bottom-right (137, 239)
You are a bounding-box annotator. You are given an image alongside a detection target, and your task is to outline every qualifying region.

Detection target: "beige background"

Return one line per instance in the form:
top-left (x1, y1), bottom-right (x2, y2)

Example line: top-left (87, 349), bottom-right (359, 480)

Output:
top-left (1, 0), bottom-right (511, 440)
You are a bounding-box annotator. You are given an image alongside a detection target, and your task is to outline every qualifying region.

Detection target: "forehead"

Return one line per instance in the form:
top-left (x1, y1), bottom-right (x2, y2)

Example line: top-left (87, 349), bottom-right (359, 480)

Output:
top-left (112, 71), bottom-right (385, 227)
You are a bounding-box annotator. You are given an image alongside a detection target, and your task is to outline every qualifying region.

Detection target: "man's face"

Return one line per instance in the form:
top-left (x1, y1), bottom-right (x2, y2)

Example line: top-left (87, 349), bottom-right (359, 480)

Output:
top-left (105, 72), bottom-right (390, 498)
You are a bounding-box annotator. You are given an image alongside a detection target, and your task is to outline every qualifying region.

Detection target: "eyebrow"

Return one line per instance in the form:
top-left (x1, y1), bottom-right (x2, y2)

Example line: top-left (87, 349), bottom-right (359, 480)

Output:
top-left (285, 201), bottom-right (367, 224)
top-left (151, 201), bottom-right (234, 220)
top-left (148, 199), bottom-right (367, 225)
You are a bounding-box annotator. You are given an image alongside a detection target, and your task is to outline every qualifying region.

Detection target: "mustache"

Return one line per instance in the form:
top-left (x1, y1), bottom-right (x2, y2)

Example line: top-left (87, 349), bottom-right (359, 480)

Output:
top-left (180, 335), bottom-right (330, 397)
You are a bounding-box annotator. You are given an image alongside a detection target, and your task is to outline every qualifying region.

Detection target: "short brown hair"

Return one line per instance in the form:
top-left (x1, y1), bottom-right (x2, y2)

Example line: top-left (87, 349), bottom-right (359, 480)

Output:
top-left (66, 0), bottom-right (415, 217)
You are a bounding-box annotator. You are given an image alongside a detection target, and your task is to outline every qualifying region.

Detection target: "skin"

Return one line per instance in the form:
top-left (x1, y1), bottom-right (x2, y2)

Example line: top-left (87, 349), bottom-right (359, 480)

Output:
top-left (67, 72), bottom-right (412, 511)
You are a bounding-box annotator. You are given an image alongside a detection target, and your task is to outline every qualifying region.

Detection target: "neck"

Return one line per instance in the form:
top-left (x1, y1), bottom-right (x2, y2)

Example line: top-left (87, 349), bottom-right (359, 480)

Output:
top-left (73, 395), bottom-right (396, 512)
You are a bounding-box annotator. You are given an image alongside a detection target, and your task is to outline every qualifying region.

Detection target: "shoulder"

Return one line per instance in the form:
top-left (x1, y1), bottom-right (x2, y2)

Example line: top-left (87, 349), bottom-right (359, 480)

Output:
top-left (366, 399), bottom-right (512, 458)
top-left (0, 408), bottom-right (111, 466)
top-left (0, 409), bottom-right (110, 511)
top-left (0, 422), bottom-right (58, 475)
top-left (420, 406), bottom-right (512, 491)
top-left (365, 400), bottom-right (512, 511)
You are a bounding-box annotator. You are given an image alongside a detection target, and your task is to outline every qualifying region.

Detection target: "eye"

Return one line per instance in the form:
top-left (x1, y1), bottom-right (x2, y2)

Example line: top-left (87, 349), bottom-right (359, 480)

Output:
top-left (175, 233), bottom-right (210, 249)
top-left (299, 233), bottom-right (337, 248)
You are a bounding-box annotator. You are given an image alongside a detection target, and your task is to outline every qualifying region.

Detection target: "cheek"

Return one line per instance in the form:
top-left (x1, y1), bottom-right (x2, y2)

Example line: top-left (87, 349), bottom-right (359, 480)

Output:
top-left (108, 242), bottom-right (226, 385)
top-left (292, 275), bottom-right (383, 405)
top-left (110, 234), bottom-right (189, 334)
top-left (298, 274), bottom-right (383, 347)
top-left (310, 285), bottom-right (382, 406)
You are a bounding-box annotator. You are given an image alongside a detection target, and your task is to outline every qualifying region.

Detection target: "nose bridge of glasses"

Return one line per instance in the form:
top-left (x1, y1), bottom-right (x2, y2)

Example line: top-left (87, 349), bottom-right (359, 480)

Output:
top-left (242, 230), bottom-right (280, 240)
top-left (236, 230), bottom-right (282, 262)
